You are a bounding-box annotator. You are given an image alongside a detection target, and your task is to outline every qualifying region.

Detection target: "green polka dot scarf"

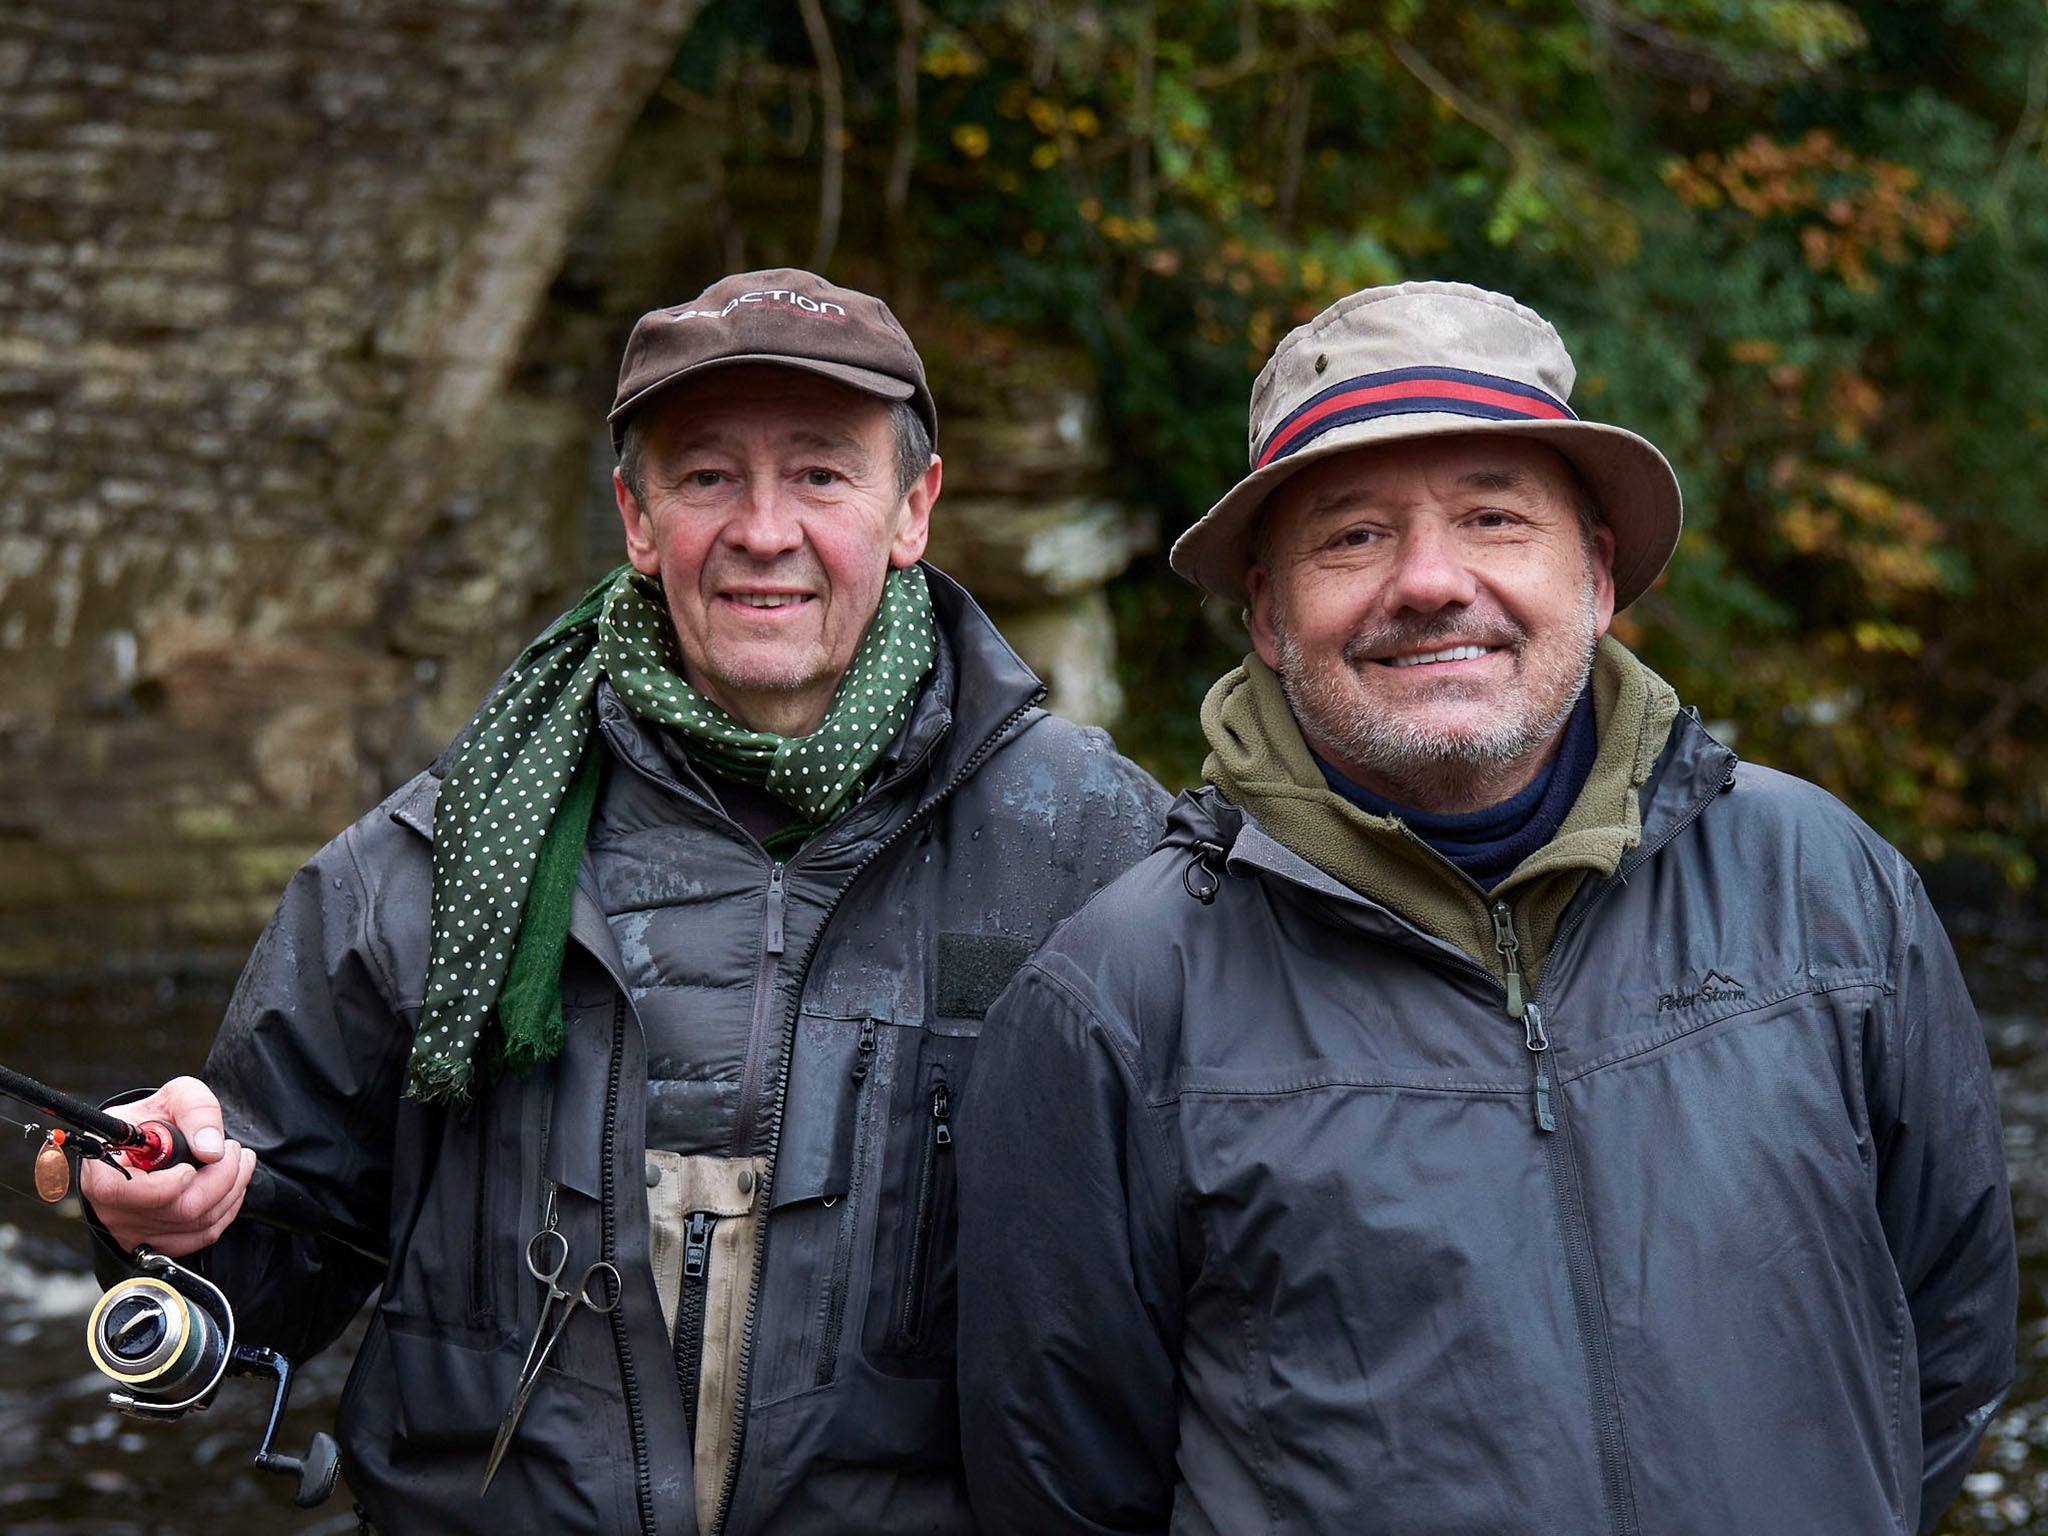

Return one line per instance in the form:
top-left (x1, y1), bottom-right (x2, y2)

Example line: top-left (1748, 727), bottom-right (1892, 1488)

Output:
top-left (406, 562), bottom-right (936, 1103)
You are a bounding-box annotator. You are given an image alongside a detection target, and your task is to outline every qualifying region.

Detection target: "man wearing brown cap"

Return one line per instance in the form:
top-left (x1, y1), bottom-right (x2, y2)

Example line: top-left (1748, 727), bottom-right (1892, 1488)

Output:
top-left (956, 281), bottom-right (2015, 1536)
top-left (82, 270), bottom-right (1166, 1534)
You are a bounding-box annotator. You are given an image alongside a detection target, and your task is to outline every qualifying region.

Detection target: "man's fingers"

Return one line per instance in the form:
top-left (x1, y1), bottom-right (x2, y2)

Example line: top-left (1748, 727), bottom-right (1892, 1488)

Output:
top-left (81, 1155), bottom-right (197, 1214)
top-left (175, 1145), bottom-right (253, 1239)
top-left (190, 1147), bottom-right (257, 1245)
top-left (160, 1140), bottom-right (248, 1227)
top-left (85, 1144), bottom-right (256, 1257)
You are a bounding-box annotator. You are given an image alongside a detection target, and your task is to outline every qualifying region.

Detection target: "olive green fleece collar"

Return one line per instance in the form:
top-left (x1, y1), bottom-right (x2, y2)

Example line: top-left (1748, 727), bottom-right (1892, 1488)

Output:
top-left (1200, 635), bottom-right (1682, 985)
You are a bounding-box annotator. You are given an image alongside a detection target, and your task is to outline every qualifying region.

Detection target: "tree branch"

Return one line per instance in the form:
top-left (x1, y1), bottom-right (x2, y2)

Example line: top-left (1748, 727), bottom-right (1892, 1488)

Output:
top-left (1276, 64), bottom-right (1313, 232)
top-left (797, 0), bottom-right (844, 273)
top-left (1129, 0), bottom-right (1157, 223)
top-left (1380, 31), bottom-right (1534, 172)
top-left (886, 0), bottom-right (922, 235)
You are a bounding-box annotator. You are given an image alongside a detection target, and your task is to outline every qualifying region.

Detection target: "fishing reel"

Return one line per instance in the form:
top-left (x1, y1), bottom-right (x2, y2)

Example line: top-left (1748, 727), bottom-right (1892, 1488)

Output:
top-left (86, 1248), bottom-right (340, 1507)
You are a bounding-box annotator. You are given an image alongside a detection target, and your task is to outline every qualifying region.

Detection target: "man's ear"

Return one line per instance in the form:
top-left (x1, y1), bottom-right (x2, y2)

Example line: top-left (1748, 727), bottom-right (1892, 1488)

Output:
top-left (615, 467), bottom-right (661, 577)
top-left (888, 453), bottom-right (942, 568)
top-left (1588, 520), bottom-right (1617, 641)
top-left (1245, 561), bottom-right (1283, 670)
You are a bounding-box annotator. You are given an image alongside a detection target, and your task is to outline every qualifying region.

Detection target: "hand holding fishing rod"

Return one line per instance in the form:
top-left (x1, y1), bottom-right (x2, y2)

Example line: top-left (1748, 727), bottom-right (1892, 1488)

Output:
top-left (68, 1073), bottom-right (258, 1258)
top-left (0, 1060), bottom-right (384, 1261)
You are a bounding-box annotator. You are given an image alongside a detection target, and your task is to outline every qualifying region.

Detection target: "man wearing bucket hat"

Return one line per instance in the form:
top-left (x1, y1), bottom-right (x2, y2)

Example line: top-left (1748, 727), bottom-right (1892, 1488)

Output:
top-left (81, 269), bottom-right (1166, 1534)
top-left (956, 281), bottom-right (2014, 1535)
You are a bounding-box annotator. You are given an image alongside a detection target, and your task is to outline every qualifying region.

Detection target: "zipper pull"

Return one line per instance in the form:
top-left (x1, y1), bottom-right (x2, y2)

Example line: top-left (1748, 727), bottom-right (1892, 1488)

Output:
top-left (1525, 1002), bottom-right (1556, 1134)
top-left (764, 862), bottom-right (786, 956)
top-left (852, 1018), bottom-right (877, 1082)
top-left (1490, 901), bottom-right (1525, 1019)
top-left (683, 1211), bottom-right (714, 1280)
top-left (931, 1079), bottom-right (952, 1148)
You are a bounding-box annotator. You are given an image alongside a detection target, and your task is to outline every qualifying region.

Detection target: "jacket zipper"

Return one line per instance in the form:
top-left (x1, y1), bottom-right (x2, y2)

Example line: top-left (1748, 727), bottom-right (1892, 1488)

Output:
top-left (674, 1210), bottom-right (715, 1448)
top-left (1491, 901), bottom-right (1554, 1133)
top-left (712, 699), bottom-right (1039, 1534)
top-left (730, 861), bottom-right (787, 1156)
top-left (894, 1072), bottom-right (952, 1345)
top-left (815, 1017), bottom-right (877, 1387)
top-left (598, 996), bottom-right (657, 1536)
top-left (1488, 898), bottom-right (1634, 1534)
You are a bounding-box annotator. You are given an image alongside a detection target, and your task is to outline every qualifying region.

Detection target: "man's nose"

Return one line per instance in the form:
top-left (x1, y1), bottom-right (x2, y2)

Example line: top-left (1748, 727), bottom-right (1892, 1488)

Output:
top-left (1382, 521), bottom-right (1478, 615)
top-left (725, 479), bottom-right (805, 557)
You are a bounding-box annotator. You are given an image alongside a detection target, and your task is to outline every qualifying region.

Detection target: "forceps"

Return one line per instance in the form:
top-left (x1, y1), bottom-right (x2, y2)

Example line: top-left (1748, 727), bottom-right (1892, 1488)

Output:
top-left (478, 1228), bottom-right (622, 1495)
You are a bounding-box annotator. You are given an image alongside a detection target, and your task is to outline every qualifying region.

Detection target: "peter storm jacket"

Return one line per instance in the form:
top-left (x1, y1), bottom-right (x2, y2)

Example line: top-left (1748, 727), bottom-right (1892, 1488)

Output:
top-left (958, 708), bottom-right (2015, 1536)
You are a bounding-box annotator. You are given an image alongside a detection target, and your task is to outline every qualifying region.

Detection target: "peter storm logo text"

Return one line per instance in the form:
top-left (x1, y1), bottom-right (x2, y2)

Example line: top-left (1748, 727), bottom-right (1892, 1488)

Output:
top-left (1657, 970), bottom-right (1747, 1013)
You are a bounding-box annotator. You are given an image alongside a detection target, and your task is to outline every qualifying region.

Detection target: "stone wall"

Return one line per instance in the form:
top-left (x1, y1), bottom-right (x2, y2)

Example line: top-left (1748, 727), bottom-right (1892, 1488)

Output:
top-left (0, 0), bottom-right (700, 972)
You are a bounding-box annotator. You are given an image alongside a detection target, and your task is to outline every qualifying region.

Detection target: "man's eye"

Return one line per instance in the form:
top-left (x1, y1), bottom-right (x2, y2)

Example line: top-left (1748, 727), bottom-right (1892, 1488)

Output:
top-left (803, 468), bottom-right (839, 487)
top-left (1334, 528), bottom-right (1378, 548)
top-left (688, 470), bottom-right (724, 488)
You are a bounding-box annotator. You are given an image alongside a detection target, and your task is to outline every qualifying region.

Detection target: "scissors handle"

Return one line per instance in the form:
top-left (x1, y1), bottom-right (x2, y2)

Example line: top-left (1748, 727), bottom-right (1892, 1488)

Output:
top-left (570, 1260), bottom-right (623, 1315)
top-left (525, 1227), bottom-right (571, 1287)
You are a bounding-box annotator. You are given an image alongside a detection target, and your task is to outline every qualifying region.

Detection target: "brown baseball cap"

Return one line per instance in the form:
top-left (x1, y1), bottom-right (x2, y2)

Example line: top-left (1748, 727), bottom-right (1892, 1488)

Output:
top-left (1170, 280), bottom-right (1683, 610)
top-left (608, 268), bottom-right (937, 451)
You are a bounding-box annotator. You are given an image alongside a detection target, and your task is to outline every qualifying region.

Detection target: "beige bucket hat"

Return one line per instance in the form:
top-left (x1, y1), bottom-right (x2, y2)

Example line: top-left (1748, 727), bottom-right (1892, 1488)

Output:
top-left (1169, 281), bottom-right (1682, 608)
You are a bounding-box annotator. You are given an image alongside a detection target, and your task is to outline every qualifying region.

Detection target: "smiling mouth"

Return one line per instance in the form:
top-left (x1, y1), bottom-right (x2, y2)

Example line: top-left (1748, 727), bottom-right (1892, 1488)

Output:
top-left (724, 592), bottom-right (815, 610)
top-left (1377, 644), bottom-right (1499, 669)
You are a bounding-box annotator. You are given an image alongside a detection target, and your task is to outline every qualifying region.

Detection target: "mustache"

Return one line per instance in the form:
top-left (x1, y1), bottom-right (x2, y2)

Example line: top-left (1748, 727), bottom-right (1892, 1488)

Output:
top-left (1338, 609), bottom-right (1528, 666)
top-left (703, 552), bottom-right (826, 586)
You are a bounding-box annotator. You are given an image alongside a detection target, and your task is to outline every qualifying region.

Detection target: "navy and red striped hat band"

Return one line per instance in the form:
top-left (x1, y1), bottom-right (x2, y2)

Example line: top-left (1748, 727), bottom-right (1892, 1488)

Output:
top-left (1255, 365), bottom-right (1577, 471)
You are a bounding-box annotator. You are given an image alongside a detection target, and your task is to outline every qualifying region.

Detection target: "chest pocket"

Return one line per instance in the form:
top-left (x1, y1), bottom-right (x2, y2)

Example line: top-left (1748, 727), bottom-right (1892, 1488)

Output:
top-left (861, 1026), bottom-right (973, 1375)
top-left (858, 931), bottom-right (1033, 1373)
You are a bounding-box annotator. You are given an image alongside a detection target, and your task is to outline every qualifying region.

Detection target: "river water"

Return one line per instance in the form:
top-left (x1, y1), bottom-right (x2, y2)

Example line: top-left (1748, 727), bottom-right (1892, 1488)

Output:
top-left (2, 924), bottom-right (2047, 1533)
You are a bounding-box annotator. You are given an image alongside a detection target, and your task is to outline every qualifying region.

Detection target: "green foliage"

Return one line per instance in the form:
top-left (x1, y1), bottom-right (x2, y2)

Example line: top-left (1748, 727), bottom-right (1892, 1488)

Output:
top-left (671, 0), bottom-right (2048, 877)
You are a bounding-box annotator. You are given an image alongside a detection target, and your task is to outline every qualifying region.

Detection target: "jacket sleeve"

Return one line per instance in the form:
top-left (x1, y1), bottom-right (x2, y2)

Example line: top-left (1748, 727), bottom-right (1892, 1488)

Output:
top-left (956, 960), bottom-right (1183, 1536)
top-left (1873, 877), bottom-right (2016, 1533)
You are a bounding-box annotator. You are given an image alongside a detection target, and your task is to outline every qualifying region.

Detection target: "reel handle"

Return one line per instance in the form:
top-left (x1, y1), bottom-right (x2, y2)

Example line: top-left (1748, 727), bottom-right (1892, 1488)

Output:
top-left (241, 1344), bottom-right (342, 1507)
top-left (260, 1429), bottom-right (341, 1509)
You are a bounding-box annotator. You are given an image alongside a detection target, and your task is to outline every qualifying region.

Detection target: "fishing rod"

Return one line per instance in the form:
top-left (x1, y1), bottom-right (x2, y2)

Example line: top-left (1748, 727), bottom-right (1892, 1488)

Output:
top-left (0, 1060), bottom-right (377, 1507)
top-left (0, 1061), bottom-right (191, 1198)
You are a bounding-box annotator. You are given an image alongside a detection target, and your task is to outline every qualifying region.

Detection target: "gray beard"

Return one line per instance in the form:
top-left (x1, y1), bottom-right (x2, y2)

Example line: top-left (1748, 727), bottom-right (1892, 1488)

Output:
top-left (1272, 579), bottom-right (1601, 813)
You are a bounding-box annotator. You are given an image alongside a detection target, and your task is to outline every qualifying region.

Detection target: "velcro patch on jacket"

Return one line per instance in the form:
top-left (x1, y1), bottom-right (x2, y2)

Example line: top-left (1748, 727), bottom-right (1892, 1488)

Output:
top-left (935, 932), bottom-right (1037, 1019)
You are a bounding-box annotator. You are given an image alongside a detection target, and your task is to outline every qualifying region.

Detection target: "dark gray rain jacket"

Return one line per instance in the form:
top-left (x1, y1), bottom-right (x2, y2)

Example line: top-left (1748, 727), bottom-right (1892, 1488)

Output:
top-left (957, 707), bottom-right (2015, 1536)
top-left (151, 569), bottom-right (1167, 1534)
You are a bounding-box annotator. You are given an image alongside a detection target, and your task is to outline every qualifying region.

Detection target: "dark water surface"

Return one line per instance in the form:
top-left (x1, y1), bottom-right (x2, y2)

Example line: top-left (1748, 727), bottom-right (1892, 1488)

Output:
top-left (3, 927), bottom-right (2048, 1533)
